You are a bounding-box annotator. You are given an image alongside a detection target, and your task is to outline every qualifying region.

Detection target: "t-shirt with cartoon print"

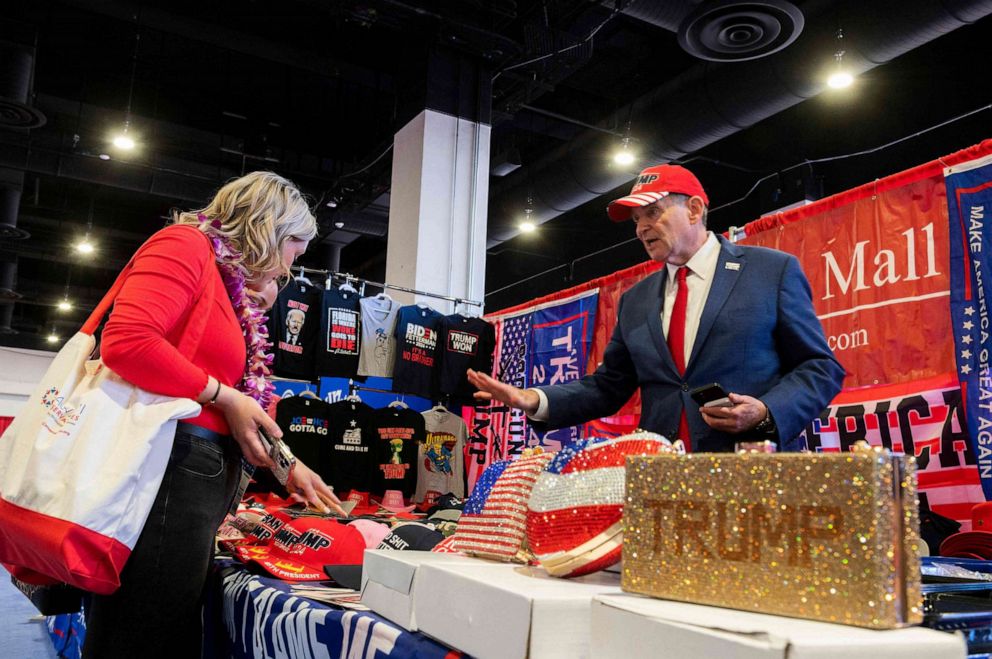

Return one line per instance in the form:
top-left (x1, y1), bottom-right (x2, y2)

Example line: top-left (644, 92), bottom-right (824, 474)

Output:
top-left (414, 407), bottom-right (466, 506)
top-left (357, 295), bottom-right (400, 378)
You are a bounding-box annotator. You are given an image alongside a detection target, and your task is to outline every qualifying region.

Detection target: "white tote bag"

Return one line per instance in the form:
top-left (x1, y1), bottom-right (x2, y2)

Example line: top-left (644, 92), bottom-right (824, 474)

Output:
top-left (0, 266), bottom-right (202, 595)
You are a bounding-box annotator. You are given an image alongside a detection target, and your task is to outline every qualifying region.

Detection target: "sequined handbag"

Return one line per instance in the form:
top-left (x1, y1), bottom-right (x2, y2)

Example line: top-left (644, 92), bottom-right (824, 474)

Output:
top-left (453, 453), bottom-right (554, 563)
top-left (622, 449), bottom-right (923, 629)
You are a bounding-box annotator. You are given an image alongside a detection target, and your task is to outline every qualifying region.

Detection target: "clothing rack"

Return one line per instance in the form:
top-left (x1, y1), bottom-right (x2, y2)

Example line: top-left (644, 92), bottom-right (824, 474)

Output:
top-left (295, 265), bottom-right (484, 310)
top-left (347, 381), bottom-right (396, 397)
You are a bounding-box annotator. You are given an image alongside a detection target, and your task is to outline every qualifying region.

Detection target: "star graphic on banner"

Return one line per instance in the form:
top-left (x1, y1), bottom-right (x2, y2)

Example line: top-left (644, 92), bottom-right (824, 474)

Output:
top-left (965, 306), bottom-right (976, 316)
top-left (349, 419), bottom-right (357, 427)
top-left (963, 335), bottom-right (974, 345)
top-left (964, 320), bottom-right (975, 331)
top-left (962, 349), bottom-right (973, 360)
top-left (962, 364), bottom-right (973, 375)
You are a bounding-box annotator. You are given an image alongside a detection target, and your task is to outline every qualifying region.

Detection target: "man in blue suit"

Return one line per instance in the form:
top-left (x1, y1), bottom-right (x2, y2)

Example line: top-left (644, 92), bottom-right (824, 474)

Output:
top-left (468, 164), bottom-right (845, 452)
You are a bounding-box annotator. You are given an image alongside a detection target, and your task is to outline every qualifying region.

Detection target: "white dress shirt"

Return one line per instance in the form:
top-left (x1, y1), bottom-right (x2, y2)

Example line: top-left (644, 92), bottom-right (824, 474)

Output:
top-left (531, 232), bottom-right (721, 421)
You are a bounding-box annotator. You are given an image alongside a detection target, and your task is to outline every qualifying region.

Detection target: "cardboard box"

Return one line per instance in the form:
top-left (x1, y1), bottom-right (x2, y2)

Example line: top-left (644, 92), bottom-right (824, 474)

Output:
top-left (415, 562), bottom-right (622, 659)
top-left (590, 594), bottom-right (965, 659)
top-left (360, 550), bottom-right (486, 631)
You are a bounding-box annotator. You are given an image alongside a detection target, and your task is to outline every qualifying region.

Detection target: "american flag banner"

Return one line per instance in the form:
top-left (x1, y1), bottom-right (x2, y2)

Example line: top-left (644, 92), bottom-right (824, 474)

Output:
top-left (801, 373), bottom-right (984, 528)
top-left (463, 311), bottom-right (533, 492)
top-left (453, 453), bottom-right (553, 562)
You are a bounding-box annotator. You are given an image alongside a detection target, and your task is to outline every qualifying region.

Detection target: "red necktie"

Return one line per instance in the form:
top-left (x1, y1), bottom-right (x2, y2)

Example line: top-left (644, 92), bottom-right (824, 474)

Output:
top-left (667, 267), bottom-right (691, 448)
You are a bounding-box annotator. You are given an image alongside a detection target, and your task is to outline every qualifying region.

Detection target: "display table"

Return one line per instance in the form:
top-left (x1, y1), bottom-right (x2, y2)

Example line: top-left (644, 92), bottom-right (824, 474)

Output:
top-left (590, 594), bottom-right (966, 659)
top-left (206, 562), bottom-right (462, 659)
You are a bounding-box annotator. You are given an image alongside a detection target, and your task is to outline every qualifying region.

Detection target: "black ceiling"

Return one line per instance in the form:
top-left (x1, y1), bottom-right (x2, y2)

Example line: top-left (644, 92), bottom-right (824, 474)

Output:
top-left (2, 0), bottom-right (991, 349)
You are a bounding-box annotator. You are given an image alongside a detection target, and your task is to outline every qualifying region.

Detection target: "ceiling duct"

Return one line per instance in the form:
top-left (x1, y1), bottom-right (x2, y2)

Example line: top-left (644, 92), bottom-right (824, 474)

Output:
top-left (0, 38), bottom-right (46, 130)
top-left (677, 0), bottom-right (805, 62)
top-left (488, 0), bottom-right (992, 246)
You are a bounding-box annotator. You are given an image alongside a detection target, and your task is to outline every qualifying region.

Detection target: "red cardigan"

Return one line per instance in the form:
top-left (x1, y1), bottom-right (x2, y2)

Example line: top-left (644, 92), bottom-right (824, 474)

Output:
top-left (101, 225), bottom-right (247, 434)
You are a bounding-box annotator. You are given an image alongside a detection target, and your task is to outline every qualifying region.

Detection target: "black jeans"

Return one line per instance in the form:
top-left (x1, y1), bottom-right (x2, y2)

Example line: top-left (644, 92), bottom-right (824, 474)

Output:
top-left (83, 427), bottom-right (241, 659)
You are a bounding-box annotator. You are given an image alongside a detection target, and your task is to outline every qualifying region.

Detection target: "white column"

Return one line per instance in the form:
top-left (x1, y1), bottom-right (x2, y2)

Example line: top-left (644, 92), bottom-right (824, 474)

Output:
top-left (385, 109), bottom-right (490, 313)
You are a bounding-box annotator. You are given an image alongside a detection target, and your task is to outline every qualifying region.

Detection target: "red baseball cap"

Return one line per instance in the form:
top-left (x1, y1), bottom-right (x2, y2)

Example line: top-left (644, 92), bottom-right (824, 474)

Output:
top-left (607, 164), bottom-right (709, 222)
top-left (240, 517), bottom-right (366, 581)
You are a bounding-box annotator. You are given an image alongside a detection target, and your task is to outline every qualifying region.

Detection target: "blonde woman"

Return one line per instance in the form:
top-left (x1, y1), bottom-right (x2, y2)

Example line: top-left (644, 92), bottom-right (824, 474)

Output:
top-left (83, 171), bottom-right (343, 658)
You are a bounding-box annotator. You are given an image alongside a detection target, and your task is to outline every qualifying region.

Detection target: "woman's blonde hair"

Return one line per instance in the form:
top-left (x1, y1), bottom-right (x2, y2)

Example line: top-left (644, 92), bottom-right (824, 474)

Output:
top-left (175, 171), bottom-right (317, 281)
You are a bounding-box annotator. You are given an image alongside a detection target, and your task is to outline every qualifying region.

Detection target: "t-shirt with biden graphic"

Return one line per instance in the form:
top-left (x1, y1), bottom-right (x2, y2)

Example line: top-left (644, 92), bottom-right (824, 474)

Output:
top-left (268, 279), bottom-right (321, 381)
top-left (391, 305), bottom-right (443, 399)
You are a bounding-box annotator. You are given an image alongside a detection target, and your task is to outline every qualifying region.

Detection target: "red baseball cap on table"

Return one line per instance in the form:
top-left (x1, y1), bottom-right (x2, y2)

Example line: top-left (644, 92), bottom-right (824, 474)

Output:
top-left (940, 502), bottom-right (992, 559)
top-left (607, 164), bottom-right (709, 222)
top-left (239, 517), bottom-right (366, 581)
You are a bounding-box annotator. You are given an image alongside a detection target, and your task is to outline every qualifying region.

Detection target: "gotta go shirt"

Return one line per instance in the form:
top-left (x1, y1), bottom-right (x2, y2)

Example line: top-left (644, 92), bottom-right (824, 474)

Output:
top-left (392, 305), bottom-right (443, 399)
top-left (274, 395), bottom-right (332, 479)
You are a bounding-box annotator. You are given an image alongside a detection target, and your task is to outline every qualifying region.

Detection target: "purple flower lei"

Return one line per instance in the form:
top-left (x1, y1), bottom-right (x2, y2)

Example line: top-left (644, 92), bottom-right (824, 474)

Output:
top-left (198, 214), bottom-right (275, 409)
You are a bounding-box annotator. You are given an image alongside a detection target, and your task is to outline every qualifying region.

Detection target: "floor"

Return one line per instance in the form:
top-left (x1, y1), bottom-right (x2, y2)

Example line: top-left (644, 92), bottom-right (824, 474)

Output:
top-left (0, 569), bottom-right (59, 658)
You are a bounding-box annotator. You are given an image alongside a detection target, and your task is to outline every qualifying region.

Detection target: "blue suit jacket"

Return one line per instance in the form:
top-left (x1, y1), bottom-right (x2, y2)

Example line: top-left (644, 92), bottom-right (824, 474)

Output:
top-left (539, 235), bottom-right (845, 452)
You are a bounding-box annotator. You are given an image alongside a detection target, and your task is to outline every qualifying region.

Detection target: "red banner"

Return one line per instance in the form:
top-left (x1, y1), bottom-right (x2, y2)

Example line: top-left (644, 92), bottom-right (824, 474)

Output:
top-left (743, 175), bottom-right (954, 387)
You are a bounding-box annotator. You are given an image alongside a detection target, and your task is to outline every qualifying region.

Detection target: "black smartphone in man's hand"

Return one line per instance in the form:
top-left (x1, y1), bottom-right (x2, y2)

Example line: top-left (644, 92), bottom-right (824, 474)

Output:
top-left (689, 383), bottom-right (733, 408)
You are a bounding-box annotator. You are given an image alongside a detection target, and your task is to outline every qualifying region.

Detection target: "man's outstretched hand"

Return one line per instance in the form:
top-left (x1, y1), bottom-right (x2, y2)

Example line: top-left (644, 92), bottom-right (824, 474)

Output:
top-left (466, 369), bottom-right (541, 415)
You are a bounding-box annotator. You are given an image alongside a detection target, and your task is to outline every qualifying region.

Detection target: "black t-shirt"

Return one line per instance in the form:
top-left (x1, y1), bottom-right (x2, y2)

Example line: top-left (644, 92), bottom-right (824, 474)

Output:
top-left (268, 279), bottom-right (322, 380)
top-left (323, 399), bottom-right (375, 493)
top-left (316, 288), bottom-right (362, 378)
top-left (436, 315), bottom-right (496, 404)
top-left (275, 395), bottom-right (332, 479)
top-left (392, 305), bottom-right (443, 399)
top-left (369, 406), bottom-right (425, 498)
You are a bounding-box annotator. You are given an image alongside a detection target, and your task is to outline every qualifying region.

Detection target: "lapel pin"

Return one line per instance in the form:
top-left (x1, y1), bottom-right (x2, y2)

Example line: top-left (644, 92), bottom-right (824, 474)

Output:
top-left (725, 262), bottom-right (741, 271)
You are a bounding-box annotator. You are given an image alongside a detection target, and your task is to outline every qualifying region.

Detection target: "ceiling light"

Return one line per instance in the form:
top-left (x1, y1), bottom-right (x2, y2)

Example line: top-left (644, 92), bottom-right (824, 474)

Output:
top-left (333, 221), bottom-right (345, 229)
top-left (98, 153), bottom-right (111, 161)
top-left (613, 133), bottom-right (636, 167)
top-left (613, 149), bottom-right (635, 166)
top-left (76, 237), bottom-right (95, 254)
top-left (57, 299), bottom-right (72, 312)
top-left (827, 71), bottom-right (853, 89)
top-left (326, 198), bottom-right (338, 208)
top-left (519, 221), bottom-right (536, 233)
top-left (826, 28), bottom-right (855, 90)
top-left (112, 130), bottom-right (135, 150)
top-left (46, 332), bottom-right (59, 344)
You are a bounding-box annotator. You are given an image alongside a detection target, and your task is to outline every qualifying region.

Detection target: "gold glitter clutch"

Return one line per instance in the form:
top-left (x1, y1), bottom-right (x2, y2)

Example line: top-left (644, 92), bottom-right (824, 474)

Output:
top-left (622, 451), bottom-right (922, 629)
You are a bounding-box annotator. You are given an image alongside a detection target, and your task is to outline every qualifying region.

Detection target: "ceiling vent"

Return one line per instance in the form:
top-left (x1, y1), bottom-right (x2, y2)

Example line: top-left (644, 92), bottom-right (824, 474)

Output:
top-left (677, 0), bottom-right (805, 62)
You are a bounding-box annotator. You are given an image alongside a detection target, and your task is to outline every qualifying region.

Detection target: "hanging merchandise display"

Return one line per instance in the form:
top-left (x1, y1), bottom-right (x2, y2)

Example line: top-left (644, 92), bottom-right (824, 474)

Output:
top-left (392, 305), bottom-right (444, 399)
top-left (358, 294), bottom-right (401, 378)
top-left (274, 395), bottom-right (332, 480)
top-left (435, 314), bottom-right (496, 404)
top-left (369, 405), bottom-right (424, 498)
top-left (415, 406), bottom-right (467, 508)
top-left (317, 287), bottom-right (362, 378)
top-left (323, 398), bottom-right (375, 493)
top-left (268, 278), bottom-right (322, 381)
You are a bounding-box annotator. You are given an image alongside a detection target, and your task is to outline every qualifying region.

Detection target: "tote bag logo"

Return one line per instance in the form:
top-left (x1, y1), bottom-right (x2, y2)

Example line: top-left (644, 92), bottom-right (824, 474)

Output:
top-left (40, 387), bottom-right (85, 435)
